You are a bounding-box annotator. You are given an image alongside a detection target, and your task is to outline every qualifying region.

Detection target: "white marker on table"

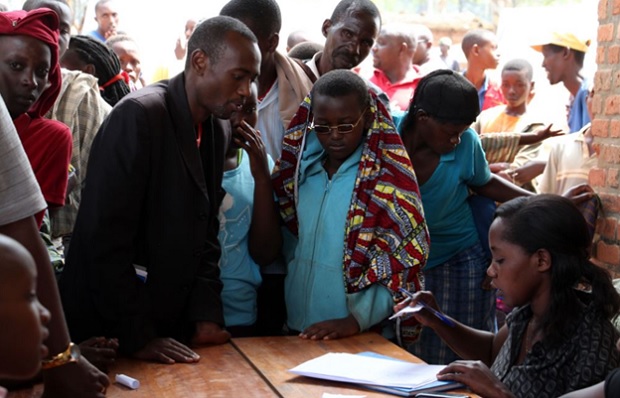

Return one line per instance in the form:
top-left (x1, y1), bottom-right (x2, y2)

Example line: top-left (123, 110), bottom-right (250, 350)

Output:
top-left (115, 373), bottom-right (140, 389)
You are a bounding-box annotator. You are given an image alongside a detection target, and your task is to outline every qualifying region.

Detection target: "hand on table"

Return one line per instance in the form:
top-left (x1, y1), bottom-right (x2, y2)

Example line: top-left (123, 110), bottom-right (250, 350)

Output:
top-left (300, 314), bottom-right (360, 340)
top-left (436, 360), bottom-right (515, 398)
top-left (79, 337), bottom-right (119, 372)
top-left (133, 337), bottom-right (200, 364)
top-left (191, 321), bottom-right (231, 346)
top-left (42, 356), bottom-right (109, 398)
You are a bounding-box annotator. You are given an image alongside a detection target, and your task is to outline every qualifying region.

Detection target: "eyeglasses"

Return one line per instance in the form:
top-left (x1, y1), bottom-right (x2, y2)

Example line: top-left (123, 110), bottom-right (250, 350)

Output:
top-left (311, 111), bottom-right (366, 135)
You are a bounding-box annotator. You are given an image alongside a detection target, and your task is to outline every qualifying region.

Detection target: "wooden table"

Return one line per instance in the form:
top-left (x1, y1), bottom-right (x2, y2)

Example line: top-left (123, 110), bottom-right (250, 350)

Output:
top-left (8, 343), bottom-right (277, 398)
top-left (8, 333), bottom-right (477, 397)
top-left (233, 333), bottom-right (477, 397)
top-left (233, 333), bottom-right (425, 397)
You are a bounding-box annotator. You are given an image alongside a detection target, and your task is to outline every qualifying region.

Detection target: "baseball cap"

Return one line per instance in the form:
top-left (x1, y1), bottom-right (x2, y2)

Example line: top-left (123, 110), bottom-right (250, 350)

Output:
top-left (411, 69), bottom-right (480, 125)
top-left (531, 31), bottom-right (591, 53)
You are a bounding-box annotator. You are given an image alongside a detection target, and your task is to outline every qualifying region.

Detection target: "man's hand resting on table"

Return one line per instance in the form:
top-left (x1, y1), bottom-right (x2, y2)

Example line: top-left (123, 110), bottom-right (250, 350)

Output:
top-left (133, 338), bottom-right (200, 364)
top-left (300, 314), bottom-right (360, 340)
top-left (191, 321), bottom-right (231, 346)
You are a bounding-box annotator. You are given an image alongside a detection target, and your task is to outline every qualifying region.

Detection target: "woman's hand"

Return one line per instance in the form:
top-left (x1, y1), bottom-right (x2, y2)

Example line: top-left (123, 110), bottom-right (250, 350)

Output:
top-left (392, 290), bottom-right (445, 328)
top-left (437, 360), bottom-right (516, 398)
top-left (233, 121), bottom-right (271, 183)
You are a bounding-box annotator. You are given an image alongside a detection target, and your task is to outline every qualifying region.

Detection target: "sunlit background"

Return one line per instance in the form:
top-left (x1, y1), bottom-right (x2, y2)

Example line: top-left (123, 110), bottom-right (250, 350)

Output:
top-left (3, 0), bottom-right (599, 121)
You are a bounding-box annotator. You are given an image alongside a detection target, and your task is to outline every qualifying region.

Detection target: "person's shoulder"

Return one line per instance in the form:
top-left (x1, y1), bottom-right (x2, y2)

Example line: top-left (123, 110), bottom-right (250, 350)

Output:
top-left (113, 83), bottom-right (167, 111)
top-left (461, 127), bottom-right (479, 142)
top-left (58, 69), bottom-right (101, 101)
top-left (274, 51), bottom-right (315, 89)
top-left (31, 117), bottom-right (71, 135)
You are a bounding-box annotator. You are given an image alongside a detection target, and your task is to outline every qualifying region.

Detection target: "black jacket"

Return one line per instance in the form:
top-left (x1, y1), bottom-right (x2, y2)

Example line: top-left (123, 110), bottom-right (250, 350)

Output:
top-left (60, 73), bottom-right (230, 354)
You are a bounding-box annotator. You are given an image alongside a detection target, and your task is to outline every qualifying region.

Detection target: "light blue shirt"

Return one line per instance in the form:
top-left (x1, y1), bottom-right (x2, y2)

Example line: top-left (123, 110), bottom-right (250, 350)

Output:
top-left (284, 132), bottom-right (393, 332)
top-left (568, 79), bottom-right (591, 133)
top-left (218, 151), bottom-right (274, 327)
top-left (88, 29), bottom-right (105, 42)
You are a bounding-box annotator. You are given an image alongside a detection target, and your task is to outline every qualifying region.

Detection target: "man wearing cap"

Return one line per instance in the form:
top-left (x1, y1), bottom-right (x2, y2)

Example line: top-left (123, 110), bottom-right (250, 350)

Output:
top-left (532, 31), bottom-right (591, 132)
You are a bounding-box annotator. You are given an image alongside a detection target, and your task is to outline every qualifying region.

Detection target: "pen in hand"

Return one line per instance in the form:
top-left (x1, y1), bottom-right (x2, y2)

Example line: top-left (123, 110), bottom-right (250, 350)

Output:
top-left (397, 288), bottom-right (456, 328)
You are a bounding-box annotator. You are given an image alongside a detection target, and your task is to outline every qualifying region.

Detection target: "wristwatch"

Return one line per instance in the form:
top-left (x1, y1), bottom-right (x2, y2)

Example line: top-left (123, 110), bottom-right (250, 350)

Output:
top-left (41, 342), bottom-right (81, 370)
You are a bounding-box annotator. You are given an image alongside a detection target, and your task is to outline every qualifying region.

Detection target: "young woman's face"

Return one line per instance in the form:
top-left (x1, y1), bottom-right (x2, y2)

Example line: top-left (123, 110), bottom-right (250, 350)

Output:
top-left (486, 217), bottom-right (541, 308)
top-left (417, 113), bottom-right (469, 155)
top-left (0, 255), bottom-right (50, 379)
top-left (312, 93), bottom-right (367, 167)
top-left (0, 35), bottom-right (51, 118)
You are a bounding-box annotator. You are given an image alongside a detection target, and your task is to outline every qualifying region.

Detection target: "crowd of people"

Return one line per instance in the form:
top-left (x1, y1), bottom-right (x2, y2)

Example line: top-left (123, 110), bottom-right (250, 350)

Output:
top-left (0, 0), bottom-right (617, 397)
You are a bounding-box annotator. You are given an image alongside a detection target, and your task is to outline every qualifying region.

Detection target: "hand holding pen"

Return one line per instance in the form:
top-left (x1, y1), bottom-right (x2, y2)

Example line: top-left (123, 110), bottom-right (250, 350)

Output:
top-left (392, 288), bottom-right (456, 328)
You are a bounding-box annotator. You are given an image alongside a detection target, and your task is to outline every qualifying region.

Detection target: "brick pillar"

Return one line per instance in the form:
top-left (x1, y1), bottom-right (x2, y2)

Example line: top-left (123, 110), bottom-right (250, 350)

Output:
top-left (592, 0), bottom-right (620, 276)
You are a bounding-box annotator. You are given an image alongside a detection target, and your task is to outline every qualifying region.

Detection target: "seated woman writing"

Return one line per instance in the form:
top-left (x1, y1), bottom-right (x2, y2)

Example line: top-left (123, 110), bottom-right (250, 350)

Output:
top-left (271, 69), bottom-right (430, 341)
top-left (394, 195), bottom-right (620, 397)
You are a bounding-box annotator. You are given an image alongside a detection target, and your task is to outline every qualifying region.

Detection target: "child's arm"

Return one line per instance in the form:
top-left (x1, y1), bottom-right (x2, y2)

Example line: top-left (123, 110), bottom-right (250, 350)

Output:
top-left (234, 121), bottom-right (283, 266)
top-left (518, 124), bottom-right (563, 146)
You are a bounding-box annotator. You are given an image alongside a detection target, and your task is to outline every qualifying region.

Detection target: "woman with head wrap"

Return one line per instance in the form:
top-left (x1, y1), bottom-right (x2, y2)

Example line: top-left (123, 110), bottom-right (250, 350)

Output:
top-left (272, 69), bottom-right (429, 342)
top-left (0, 9), bottom-right (72, 227)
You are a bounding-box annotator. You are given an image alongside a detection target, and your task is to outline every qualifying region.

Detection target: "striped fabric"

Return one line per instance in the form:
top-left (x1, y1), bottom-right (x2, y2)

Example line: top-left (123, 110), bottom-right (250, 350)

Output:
top-left (479, 132), bottom-right (522, 164)
top-left (409, 242), bottom-right (496, 364)
top-left (0, 95), bottom-right (46, 225)
top-left (272, 92), bottom-right (430, 297)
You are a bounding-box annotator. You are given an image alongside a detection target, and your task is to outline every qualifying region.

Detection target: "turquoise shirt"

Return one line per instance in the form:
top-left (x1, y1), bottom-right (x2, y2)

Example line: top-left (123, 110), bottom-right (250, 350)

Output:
top-left (418, 128), bottom-right (491, 268)
top-left (393, 113), bottom-right (491, 269)
top-left (284, 133), bottom-right (393, 332)
top-left (218, 152), bottom-right (274, 327)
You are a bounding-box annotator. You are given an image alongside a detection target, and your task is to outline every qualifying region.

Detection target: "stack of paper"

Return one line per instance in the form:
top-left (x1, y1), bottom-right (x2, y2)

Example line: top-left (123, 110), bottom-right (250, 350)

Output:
top-left (289, 352), bottom-right (463, 397)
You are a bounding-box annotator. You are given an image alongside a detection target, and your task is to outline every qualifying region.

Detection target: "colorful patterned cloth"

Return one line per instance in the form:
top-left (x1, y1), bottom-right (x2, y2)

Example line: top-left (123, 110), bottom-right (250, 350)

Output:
top-left (272, 92), bottom-right (429, 297)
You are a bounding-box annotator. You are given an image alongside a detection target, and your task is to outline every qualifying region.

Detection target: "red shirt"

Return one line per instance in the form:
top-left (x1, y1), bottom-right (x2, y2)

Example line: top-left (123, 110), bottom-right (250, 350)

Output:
top-left (481, 75), bottom-right (506, 111)
top-left (14, 113), bottom-right (72, 226)
top-left (369, 67), bottom-right (423, 112)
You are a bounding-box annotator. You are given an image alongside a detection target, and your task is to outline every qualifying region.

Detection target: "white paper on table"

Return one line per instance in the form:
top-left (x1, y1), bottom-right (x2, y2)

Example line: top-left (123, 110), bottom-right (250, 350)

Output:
top-left (389, 303), bottom-right (424, 320)
top-left (289, 352), bottom-right (445, 388)
top-left (321, 393), bottom-right (366, 398)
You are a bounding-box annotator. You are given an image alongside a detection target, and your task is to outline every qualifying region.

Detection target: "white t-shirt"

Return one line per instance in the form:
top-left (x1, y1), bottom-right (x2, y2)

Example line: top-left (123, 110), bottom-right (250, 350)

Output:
top-left (0, 94), bottom-right (46, 225)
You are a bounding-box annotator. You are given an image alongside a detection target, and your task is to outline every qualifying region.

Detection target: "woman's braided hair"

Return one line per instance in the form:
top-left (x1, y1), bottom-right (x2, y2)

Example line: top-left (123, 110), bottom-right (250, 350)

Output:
top-left (68, 34), bottom-right (130, 106)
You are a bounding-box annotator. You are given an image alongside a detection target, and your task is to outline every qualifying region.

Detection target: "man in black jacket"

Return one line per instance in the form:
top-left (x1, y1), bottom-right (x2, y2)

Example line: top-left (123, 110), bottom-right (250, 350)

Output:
top-left (60, 16), bottom-right (260, 364)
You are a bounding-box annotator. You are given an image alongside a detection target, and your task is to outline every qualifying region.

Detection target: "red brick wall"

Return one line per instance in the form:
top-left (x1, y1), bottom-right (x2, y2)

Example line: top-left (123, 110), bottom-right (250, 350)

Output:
top-left (592, 0), bottom-right (620, 276)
